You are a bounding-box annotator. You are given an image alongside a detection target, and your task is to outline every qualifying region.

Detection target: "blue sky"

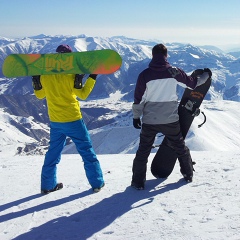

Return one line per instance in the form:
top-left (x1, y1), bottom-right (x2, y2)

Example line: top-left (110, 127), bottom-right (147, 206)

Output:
top-left (1, 0), bottom-right (240, 49)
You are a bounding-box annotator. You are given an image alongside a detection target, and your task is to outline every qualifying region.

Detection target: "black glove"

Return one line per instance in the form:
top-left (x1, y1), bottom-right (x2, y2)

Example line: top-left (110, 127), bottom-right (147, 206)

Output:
top-left (191, 69), bottom-right (204, 78)
top-left (204, 68), bottom-right (212, 78)
top-left (74, 74), bottom-right (85, 89)
top-left (32, 75), bottom-right (42, 90)
top-left (89, 74), bottom-right (98, 80)
top-left (133, 118), bottom-right (141, 129)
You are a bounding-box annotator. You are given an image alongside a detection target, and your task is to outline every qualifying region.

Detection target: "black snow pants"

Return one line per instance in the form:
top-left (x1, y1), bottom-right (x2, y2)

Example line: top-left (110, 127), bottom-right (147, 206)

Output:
top-left (132, 121), bottom-right (193, 185)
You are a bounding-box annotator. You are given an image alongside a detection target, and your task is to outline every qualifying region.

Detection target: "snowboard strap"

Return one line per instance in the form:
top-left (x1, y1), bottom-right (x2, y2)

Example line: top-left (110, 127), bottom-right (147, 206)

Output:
top-left (198, 111), bottom-right (206, 128)
top-left (182, 100), bottom-right (206, 128)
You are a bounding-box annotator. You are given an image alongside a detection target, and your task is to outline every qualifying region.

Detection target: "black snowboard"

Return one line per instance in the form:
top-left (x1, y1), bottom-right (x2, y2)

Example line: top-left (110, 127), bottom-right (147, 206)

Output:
top-left (151, 76), bottom-right (212, 178)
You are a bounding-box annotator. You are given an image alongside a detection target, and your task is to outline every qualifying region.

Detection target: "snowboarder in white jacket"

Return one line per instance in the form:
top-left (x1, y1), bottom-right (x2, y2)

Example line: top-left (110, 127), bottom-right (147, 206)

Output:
top-left (131, 43), bottom-right (211, 189)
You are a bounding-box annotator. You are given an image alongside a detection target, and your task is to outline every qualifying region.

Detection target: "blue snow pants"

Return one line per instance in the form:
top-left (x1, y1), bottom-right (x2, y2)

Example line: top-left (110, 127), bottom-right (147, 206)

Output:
top-left (41, 119), bottom-right (104, 190)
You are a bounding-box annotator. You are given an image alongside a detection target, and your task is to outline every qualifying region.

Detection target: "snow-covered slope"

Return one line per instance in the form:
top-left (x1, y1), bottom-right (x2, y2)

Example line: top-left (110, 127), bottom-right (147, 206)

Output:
top-left (0, 151), bottom-right (239, 240)
top-left (1, 91), bottom-right (240, 156)
top-left (0, 110), bottom-right (49, 156)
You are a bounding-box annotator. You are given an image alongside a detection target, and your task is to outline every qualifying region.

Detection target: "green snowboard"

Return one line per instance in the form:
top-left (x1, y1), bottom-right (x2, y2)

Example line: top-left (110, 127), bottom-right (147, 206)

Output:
top-left (2, 49), bottom-right (122, 77)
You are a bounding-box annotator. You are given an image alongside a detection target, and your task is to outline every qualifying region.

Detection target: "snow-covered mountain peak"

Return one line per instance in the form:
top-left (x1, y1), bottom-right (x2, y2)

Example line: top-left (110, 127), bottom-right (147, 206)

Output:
top-left (0, 34), bottom-right (240, 155)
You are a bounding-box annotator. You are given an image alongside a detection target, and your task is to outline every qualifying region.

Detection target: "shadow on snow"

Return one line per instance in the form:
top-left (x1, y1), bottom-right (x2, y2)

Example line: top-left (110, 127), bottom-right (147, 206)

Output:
top-left (1, 179), bottom-right (187, 239)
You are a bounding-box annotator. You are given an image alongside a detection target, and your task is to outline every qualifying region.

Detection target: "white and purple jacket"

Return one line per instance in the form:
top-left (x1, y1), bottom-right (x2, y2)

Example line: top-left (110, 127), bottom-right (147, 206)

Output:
top-left (132, 53), bottom-right (200, 125)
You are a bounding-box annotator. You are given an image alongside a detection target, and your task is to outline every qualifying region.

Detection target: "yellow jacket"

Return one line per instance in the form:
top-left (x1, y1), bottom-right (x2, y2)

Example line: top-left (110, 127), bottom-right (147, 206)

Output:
top-left (34, 74), bottom-right (96, 122)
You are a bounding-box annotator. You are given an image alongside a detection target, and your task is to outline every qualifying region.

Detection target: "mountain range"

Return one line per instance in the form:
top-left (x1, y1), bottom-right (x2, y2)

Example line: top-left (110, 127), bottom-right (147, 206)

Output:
top-left (0, 34), bottom-right (239, 155)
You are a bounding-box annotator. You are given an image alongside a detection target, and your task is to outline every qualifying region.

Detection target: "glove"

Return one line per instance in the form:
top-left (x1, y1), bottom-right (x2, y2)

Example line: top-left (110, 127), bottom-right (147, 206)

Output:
top-left (204, 68), bottom-right (212, 78)
top-left (89, 74), bottom-right (98, 80)
top-left (74, 74), bottom-right (85, 89)
top-left (133, 118), bottom-right (141, 129)
top-left (32, 75), bottom-right (42, 90)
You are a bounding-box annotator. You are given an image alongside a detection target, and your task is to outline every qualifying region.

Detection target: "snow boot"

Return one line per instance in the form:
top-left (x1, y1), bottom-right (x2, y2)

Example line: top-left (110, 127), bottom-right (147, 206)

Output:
top-left (93, 183), bottom-right (105, 193)
top-left (41, 183), bottom-right (63, 194)
top-left (131, 180), bottom-right (145, 190)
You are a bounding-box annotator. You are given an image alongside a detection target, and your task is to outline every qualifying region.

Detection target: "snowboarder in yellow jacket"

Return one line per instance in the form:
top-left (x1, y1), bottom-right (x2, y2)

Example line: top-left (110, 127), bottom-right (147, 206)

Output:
top-left (32, 44), bottom-right (104, 194)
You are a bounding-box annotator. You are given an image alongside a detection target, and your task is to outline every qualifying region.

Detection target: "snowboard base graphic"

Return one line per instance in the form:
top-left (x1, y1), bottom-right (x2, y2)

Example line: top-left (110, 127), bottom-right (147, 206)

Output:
top-left (151, 76), bottom-right (212, 178)
top-left (2, 49), bottom-right (122, 77)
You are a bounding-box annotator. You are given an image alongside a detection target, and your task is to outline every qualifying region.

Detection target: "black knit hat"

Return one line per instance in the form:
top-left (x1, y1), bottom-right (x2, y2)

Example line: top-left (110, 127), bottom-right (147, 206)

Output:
top-left (56, 44), bottom-right (72, 53)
